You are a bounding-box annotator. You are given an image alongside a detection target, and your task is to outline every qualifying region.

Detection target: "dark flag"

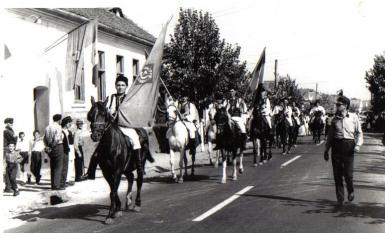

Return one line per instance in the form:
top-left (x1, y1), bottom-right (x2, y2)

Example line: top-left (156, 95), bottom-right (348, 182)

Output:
top-left (249, 47), bottom-right (266, 91)
top-left (65, 19), bottom-right (98, 88)
top-left (117, 19), bottom-right (171, 128)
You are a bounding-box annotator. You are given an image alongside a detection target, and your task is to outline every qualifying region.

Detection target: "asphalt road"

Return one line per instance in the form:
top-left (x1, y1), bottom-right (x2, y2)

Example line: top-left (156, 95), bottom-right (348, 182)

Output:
top-left (8, 134), bottom-right (385, 233)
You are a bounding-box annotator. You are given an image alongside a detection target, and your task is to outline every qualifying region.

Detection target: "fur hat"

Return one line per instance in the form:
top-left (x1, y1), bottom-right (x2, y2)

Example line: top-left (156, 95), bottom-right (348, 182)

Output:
top-left (115, 74), bottom-right (128, 85)
top-left (336, 95), bottom-right (350, 109)
top-left (4, 118), bottom-right (13, 124)
top-left (53, 114), bottom-right (62, 122)
top-left (61, 116), bottom-right (73, 127)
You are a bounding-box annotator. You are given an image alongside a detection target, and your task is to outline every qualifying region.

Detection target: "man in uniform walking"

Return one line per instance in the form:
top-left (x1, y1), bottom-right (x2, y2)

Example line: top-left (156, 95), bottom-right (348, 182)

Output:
top-left (324, 95), bottom-right (363, 206)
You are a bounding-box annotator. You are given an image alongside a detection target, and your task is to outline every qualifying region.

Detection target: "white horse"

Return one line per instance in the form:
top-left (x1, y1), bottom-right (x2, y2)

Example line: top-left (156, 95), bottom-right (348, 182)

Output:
top-left (204, 103), bottom-right (220, 166)
top-left (166, 96), bottom-right (198, 183)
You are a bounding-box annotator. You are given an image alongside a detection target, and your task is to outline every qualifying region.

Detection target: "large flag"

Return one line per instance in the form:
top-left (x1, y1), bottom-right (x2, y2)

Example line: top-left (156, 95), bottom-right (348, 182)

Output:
top-left (65, 19), bottom-right (98, 89)
top-left (249, 47), bottom-right (266, 91)
top-left (117, 19), bottom-right (171, 128)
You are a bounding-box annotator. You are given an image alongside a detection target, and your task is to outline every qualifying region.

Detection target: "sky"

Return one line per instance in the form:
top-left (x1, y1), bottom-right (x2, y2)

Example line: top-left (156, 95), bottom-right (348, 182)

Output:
top-left (3, 0), bottom-right (385, 100)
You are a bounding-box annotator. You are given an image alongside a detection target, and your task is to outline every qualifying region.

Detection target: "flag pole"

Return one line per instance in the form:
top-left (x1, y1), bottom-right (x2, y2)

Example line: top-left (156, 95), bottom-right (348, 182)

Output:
top-left (43, 20), bottom-right (91, 54)
top-left (159, 77), bottom-right (188, 124)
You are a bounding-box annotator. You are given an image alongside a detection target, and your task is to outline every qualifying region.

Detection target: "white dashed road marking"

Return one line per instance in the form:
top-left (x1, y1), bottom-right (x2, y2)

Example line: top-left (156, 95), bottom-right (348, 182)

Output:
top-left (281, 155), bottom-right (302, 168)
top-left (192, 186), bottom-right (254, 222)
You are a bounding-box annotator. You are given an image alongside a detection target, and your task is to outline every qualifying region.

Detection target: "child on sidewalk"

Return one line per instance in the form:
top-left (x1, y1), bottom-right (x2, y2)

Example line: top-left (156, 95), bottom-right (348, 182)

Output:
top-left (30, 130), bottom-right (45, 184)
top-left (16, 132), bottom-right (31, 183)
top-left (5, 142), bottom-right (23, 196)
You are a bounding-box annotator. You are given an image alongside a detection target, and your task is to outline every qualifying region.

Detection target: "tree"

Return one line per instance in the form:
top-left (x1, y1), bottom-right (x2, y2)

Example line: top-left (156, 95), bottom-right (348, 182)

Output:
top-left (365, 54), bottom-right (385, 113)
top-left (272, 75), bottom-right (304, 106)
top-left (161, 8), bottom-right (247, 104)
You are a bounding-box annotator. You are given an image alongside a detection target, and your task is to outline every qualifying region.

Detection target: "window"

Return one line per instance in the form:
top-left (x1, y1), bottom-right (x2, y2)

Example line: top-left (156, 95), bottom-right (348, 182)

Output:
top-left (97, 51), bottom-right (106, 101)
top-left (133, 59), bottom-right (139, 81)
top-left (116, 55), bottom-right (124, 76)
top-left (74, 68), bottom-right (85, 102)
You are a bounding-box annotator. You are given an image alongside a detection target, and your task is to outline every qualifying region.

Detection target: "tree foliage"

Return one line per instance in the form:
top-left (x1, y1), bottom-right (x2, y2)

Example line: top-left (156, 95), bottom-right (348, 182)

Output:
top-left (271, 75), bottom-right (304, 106)
top-left (365, 54), bottom-right (385, 113)
top-left (161, 8), bottom-right (247, 104)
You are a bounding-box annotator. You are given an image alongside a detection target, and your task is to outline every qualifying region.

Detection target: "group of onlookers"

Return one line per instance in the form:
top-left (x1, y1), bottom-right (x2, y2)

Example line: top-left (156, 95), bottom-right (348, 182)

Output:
top-left (3, 115), bottom-right (86, 196)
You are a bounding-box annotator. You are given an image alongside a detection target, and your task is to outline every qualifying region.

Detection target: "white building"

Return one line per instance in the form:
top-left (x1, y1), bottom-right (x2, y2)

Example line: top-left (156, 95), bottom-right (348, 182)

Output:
top-left (1, 8), bottom-right (155, 136)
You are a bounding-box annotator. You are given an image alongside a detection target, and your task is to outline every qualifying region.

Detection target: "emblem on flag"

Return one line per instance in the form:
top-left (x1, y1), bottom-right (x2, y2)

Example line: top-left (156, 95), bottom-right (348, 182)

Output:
top-left (136, 64), bottom-right (154, 84)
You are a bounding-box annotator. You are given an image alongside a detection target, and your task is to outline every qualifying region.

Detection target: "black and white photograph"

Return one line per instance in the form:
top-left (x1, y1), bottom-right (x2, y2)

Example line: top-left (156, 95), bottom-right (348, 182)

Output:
top-left (1, 0), bottom-right (385, 232)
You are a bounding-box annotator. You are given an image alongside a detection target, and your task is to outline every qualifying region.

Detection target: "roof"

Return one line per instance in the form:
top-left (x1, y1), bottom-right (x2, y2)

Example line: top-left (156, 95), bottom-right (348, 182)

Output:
top-left (42, 8), bottom-right (156, 46)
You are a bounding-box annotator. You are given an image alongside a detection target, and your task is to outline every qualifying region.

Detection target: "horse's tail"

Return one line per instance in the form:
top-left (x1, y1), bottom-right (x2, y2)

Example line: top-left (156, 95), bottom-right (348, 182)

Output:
top-left (145, 148), bottom-right (155, 163)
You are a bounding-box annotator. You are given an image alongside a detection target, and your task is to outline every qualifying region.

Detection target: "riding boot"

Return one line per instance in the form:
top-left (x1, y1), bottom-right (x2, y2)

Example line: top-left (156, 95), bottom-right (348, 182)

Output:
top-left (241, 133), bottom-right (247, 150)
top-left (134, 149), bottom-right (143, 174)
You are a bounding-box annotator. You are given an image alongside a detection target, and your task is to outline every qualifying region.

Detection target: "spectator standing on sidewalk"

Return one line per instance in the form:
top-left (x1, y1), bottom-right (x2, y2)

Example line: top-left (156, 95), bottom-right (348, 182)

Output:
top-left (324, 95), bottom-right (363, 206)
top-left (73, 119), bottom-right (85, 182)
top-left (16, 132), bottom-right (31, 184)
top-left (30, 130), bottom-right (45, 184)
top-left (3, 117), bottom-right (18, 192)
top-left (4, 141), bottom-right (23, 196)
top-left (44, 114), bottom-right (64, 190)
top-left (61, 116), bottom-right (74, 188)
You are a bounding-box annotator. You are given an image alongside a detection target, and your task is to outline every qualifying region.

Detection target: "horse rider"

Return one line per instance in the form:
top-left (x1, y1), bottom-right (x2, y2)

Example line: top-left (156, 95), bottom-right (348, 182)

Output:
top-left (226, 89), bottom-right (247, 146)
top-left (310, 100), bottom-right (326, 124)
top-left (83, 75), bottom-right (142, 180)
top-left (254, 84), bottom-right (272, 129)
top-left (178, 96), bottom-right (200, 148)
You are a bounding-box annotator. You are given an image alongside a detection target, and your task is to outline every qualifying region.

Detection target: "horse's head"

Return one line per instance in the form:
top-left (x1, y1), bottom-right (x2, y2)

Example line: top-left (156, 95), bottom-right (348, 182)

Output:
top-left (87, 96), bottom-right (109, 142)
top-left (165, 95), bottom-right (178, 123)
top-left (214, 107), bottom-right (229, 134)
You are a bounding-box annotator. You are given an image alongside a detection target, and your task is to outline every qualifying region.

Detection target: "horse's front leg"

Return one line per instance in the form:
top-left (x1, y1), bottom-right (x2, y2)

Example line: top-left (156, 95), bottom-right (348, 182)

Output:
top-left (232, 151), bottom-right (238, 181)
top-left (169, 148), bottom-right (177, 182)
top-left (105, 171), bottom-right (122, 224)
top-left (133, 164), bottom-right (144, 212)
top-left (178, 147), bottom-right (185, 183)
top-left (221, 149), bottom-right (227, 184)
top-left (238, 149), bottom-right (244, 174)
top-left (190, 146), bottom-right (196, 176)
top-left (125, 172), bottom-right (134, 211)
top-left (208, 140), bottom-right (213, 165)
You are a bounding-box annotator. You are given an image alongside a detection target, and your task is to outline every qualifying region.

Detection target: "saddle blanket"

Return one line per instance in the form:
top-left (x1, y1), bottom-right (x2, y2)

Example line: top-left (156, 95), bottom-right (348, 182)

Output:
top-left (118, 127), bottom-right (141, 150)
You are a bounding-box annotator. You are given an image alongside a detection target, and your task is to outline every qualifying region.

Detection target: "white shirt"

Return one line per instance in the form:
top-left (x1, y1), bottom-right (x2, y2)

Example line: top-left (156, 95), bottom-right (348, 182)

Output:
top-left (16, 138), bottom-right (30, 152)
top-left (30, 139), bottom-right (45, 152)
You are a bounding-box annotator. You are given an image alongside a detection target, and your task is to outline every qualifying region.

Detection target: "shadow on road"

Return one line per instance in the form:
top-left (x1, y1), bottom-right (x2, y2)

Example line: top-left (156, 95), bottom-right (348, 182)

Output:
top-left (244, 194), bottom-right (385, 224)
top-left (12, 204), bottom-right (110, 224)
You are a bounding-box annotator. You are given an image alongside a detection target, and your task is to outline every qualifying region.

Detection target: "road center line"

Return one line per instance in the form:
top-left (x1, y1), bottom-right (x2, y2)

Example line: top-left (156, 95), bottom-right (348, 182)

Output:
top-left (192, 186), bottom-right (254, 222)
top-left (281, 155), bottom-right (302, 168)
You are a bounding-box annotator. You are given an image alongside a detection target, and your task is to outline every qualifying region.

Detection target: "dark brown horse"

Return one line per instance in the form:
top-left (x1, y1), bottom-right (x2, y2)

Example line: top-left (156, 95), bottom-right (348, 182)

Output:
top-left (214, 107), bottom-right (246, 183)
top-left (249, 108), bottom-right (273, 166)
top-left (87, 96), bottom-right (154, 224)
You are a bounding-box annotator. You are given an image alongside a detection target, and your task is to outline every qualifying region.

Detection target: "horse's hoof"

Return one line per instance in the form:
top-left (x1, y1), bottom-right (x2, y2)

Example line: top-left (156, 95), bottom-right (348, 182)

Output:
top-left (253, 163), bottom-right (258, 167)
top-left (105, 218), bottom-right (114, 225)
top-left (178, 178), bottom-right (184, 184)
top-left (263, 160), bottom-right (267, 164)
top-left (282, 152), bottom-right (286, 155)
top-left (113, 211), bottom-right (123, 218)
top-left (259, 162), bottom-right (263, 165)
top-left (132, 206), bottom-right (141, 212)
top-left (239, 168), bottom-right (244, 174)
top-left (221, 179), bottom-right (226, 184)
top-left (191, 171), bottom-right (195, 176)
top-left (128, 203), bottom-right (135, 211)
top-left (215, 163), bottom-right (218, 168)
top-left (232, 176), bottom-right (237, 181)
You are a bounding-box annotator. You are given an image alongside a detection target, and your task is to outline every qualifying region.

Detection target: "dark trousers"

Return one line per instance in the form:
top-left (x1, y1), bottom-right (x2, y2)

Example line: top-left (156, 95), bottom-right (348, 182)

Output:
top-left (49, 144), bottom-right (64, 189)
top-left (31, 151), bottom-right (42, 183)
top-left (5, 163), bottom-right (18, 191)
top-left (331, 139), bottom-right (355, 202)
top-left (19, 151), bottom-right (29, 173)
top-left (61, 153), bottom-right (69, 187)
top-left (75, 146), bottom-right (84, 181)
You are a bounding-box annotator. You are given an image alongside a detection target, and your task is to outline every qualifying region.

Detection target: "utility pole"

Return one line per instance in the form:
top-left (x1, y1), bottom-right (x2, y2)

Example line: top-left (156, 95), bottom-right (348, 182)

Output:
top-left (274, 59), bottom-right (278, 91)
top-left (315, 83), bottom-right (318, 100)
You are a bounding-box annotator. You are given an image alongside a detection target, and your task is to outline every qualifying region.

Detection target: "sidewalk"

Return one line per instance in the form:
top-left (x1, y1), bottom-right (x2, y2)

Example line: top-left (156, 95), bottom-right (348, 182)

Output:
top-left (2, 142), bottom-right (212, 231)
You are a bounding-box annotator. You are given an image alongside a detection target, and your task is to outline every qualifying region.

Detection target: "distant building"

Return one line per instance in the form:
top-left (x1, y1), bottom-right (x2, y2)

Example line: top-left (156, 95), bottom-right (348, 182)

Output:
top-left (2, 8), bottom-right (155, 135)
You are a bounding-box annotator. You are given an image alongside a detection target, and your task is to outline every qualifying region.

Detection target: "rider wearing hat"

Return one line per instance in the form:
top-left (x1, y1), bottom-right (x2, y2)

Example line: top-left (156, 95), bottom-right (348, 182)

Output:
top-left (226, 89), bottom-right (247, 144)
top-left (254, 84), bottom-right (272, 129)
top-left (310, 100), bottom-right (326, 124)
top-left (178, 96), bottom-right (200, 148)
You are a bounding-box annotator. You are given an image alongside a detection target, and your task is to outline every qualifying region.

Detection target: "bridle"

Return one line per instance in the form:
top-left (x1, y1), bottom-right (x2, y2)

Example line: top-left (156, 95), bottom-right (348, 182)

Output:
top-left (88, 103), bottom-right (111, 141)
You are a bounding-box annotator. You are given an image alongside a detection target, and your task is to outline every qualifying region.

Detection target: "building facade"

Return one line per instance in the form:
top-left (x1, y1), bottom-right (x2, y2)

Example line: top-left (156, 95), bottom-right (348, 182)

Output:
top-left (1, 8), bottom-right (155, 136)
